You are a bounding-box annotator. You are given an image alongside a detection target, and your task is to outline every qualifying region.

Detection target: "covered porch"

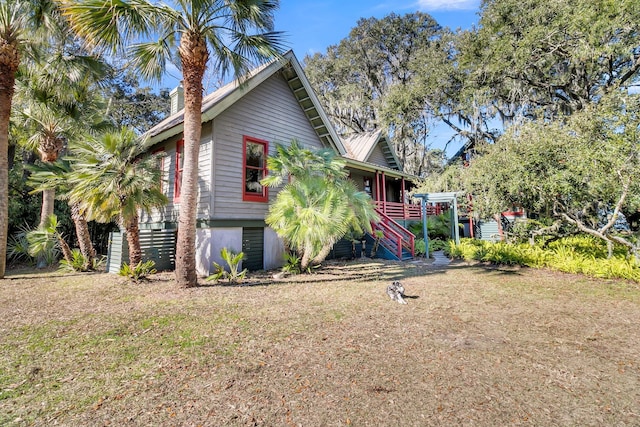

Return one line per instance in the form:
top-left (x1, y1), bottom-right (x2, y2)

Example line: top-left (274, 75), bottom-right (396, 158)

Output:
top-left (345, 161), bottom-right (422, 222)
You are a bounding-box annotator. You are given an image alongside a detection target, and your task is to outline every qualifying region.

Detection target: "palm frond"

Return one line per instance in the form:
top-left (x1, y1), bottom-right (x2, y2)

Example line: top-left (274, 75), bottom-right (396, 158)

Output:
top-left (66, 127), bottom-right (168, 225)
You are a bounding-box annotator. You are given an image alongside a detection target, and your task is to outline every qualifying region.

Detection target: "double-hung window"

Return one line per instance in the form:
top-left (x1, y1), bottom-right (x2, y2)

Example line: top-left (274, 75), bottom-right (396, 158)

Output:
top-left (243, 136), bottom-right (268, 202)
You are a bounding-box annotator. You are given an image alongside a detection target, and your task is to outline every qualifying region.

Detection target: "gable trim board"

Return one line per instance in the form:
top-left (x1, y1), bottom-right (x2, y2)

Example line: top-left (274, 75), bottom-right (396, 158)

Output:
top-left (344, 157), bottom-right (416, 181)
top-left (342, 130), bottom-right (402, 170)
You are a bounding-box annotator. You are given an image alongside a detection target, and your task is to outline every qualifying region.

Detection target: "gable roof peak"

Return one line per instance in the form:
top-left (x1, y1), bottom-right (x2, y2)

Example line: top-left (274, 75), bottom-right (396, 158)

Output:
top-left (146, 51), bottom-right (346, 155)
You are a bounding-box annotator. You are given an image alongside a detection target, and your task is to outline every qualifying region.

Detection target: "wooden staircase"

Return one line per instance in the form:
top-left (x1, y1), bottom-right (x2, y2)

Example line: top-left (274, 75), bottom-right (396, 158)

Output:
top-left (369, 209), bottom-right (415, 261)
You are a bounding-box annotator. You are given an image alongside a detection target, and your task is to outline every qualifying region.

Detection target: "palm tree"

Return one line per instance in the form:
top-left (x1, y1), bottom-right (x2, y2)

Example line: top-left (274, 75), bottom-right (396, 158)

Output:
top-left (27, 160), bottom-right (97, 268)
top-left (14, 52), bottom-right (109, 268)
top-left (19, 106), bottom-right (71, 226)
top-left (0, 0), bottom-right (31, 278)
top-left (0, 0), bottom-right (97, 277)
top-left (62, 0), bottom-right (286, 286)
top-left (66, 128), bottom-right (167, 266)
top-left (14, 27), bottom-right (110, 227)
top-left (262, 140), bottom-right (379, 271)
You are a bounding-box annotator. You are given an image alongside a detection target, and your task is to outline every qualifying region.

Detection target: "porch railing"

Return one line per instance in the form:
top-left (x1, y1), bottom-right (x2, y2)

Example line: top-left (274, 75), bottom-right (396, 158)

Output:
top-left (373, 208), bottom-right (415, 258)
top-left (374, 201), bottom-right (445, 219)
top-left (374, 201), bottom-right (421, 220)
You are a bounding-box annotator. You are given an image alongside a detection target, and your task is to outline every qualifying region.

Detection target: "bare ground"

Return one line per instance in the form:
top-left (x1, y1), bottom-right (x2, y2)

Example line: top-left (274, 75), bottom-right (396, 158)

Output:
top-left (1, 259), bottom-right (639, 426)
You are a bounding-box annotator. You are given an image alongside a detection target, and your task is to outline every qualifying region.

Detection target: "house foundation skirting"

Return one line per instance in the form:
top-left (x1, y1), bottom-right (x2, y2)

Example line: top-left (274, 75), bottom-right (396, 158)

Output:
top-left (115, 221), bottom-right (284, 276)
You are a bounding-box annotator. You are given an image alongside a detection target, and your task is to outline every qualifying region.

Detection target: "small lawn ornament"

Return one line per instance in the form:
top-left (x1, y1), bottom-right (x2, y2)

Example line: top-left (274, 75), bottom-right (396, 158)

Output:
top-left (386, 281), bottom-right (407, 304)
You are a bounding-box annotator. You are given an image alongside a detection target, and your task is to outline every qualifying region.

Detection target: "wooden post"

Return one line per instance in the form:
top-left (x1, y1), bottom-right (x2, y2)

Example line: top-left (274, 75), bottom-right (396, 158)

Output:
top-left (468, 194), bottom-right (474, 238)
top-left (401, 178), bottom-right (407, 219)
top-left (421, 198), bottom-right (429, 257)
top-left (375, 171), bottom-right (380, 206)
top-left (382, 172), bottom-right (387, 215)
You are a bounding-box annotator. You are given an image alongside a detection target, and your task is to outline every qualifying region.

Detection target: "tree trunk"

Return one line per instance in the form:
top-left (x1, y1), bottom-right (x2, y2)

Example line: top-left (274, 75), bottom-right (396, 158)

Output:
top-left (0, 40), bottom-right (20, 278)
top-left (38, 135), bottom-right (64, 227)
top-left (57, 235), bottom-right (74, 265)
top-left (70, 203), bottom-right (95, 269)
top-left (40, 188), bottom-right (56, 227)
top-left (124, 212), bottom-right (142, 266)
top-left (300, 251), bottom-right (311, 272)
top-left (175, 32), bottom-right (208, 287)
top-left (311, 244), bottom-right (333, 266)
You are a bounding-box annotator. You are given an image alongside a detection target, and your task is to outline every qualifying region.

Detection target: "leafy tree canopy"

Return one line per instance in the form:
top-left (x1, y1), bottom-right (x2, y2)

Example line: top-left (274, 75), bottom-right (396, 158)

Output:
top-left (304, 12), bottom-right (449, 177)
top-left (102, 68), bottom-right (170, 133)
top-left (463, 92), bottom-right (640, 257)
top-left (466, 0), bottom-right (640, 120)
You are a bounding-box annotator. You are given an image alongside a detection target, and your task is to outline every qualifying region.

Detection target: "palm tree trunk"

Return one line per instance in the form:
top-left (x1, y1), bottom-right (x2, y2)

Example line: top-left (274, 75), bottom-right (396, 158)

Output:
top-left (70, 203), bottom-right (95, 268)
top-left (57, 235), bottom-right (74, 265)
top-left (311, 244), bottom-right (333, 266)
top-left (300, 251), bottom-right (312, 272)
top-left (0, 42), bottom-right (20, 278)
top-left (175, 32), bottom-right (208, 287)
top-left (40, 188), bottom-right (56, 227)
top-left (0, 121), bottom-right (9, 277)
top-left (124, 212), bottom-right (142, 266)
top-left (37, 188), bottom-right (56, 268)
top-left (39, 135), bottom-right (64, 227)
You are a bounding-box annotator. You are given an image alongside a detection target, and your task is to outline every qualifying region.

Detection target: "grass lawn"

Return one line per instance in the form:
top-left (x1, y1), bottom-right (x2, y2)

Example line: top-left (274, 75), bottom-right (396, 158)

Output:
top-left (1, 259), bottom-right (639, 426)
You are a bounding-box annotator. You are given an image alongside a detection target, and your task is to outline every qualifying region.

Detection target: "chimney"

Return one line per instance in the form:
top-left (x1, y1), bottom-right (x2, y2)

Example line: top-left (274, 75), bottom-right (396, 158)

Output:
top-left (170, 84), bottom-right (184, 114)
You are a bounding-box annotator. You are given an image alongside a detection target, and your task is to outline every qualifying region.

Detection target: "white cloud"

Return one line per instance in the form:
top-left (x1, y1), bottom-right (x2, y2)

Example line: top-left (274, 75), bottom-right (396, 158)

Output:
top-left (417, 0), bottom-right (479, 11)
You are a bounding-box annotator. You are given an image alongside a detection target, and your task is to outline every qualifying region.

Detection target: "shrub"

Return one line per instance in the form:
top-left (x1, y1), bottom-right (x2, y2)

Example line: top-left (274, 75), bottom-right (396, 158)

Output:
top-left (282, 252), bottom-right (302, 274)
top-left (429, 239), bottom-right (449, 253)
top-left (58, 249), bottom-right (106, 272)
top-left (119, 260), bottom-right (157, 282)
top-left (207, 248), bottom-right (247, 284)
top-left (447, 236), bottom-right (640, 282)
top-left (7, 225), bottom-right (33, 265)
top-left (414, 239), bottom-right (426, 257)
top-left (409, 214), bottom-right (451, 240)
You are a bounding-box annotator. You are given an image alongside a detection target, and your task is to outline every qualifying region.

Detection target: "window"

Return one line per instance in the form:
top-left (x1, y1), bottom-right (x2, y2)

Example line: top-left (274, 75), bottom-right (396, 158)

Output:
top-left (243, 136), bottom-right (268, 202)
top-left (174, 139), bottom-right (184, 202)
top-left (363, 177), bottom-right (372, 197)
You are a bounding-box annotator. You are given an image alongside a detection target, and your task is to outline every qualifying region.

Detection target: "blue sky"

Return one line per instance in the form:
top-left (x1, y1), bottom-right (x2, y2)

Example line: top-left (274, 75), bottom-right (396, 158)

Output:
top-left (273, 0), bottom-right (482, 157)
top-left (162, 1), bottom-right (482, 156)
top-left (275, 0), bottom-right (481, 58)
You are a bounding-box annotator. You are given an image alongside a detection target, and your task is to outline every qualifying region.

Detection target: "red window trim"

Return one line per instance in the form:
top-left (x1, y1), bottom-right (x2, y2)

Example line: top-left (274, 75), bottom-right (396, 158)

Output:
top-left (174, 139), bottom-right (184, 203)
top-left (242, 135), bottom-right (269, 202)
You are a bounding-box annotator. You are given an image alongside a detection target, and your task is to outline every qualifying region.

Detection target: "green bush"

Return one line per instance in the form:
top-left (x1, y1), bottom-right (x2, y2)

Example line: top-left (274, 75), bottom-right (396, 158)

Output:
top-left (429, 239), bottom-right (449, 253)
top-left (409, 214), bottom-right (451, 240)
top-left (414, 239), bottom-right (426, 257)
top-left (207, 248), bottom-right (247, 284)
top-left (415, 238), bottom-right (449, 257)
top-left (7, 225), bottom-right (33, 265)
top-left (58, 249), bottom-right (105, 272)
top-left (119, 260), bottom-right (157, 282)
top-left (447, 236), bottom-right (640, 282)
top-left (282, 252), bottom-right (302, 274)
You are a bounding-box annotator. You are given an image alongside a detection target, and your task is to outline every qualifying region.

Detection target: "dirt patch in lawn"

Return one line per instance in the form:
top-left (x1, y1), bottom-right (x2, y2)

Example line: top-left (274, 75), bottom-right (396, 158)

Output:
top-left (1, 260), bottom-right (639, 426)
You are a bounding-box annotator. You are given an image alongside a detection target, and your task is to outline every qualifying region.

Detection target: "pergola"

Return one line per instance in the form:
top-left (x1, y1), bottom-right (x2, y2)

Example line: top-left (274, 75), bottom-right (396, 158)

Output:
top-left (413, 192), bottom-right (460, 256)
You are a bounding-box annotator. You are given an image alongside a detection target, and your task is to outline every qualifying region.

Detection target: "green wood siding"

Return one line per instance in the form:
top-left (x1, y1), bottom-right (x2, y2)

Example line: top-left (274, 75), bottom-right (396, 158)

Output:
top-left (242, 227), bottom-right (264, 271)
top-left (106, 229), bottom-right (177, 273)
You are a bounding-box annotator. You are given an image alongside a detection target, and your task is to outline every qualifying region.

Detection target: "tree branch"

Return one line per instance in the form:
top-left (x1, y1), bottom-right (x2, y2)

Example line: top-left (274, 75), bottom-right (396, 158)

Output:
top-left (597, 171), bottom-right (630, 235)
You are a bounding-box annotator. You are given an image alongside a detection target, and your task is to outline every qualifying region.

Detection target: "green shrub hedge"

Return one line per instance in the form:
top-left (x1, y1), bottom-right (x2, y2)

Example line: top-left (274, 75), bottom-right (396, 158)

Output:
top-left (447, 235), bottom-right (640, 282)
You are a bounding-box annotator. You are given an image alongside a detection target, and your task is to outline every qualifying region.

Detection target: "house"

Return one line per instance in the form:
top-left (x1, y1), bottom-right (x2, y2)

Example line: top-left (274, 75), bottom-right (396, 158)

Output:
top-left (133, 51), bottom-right (419, 276)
